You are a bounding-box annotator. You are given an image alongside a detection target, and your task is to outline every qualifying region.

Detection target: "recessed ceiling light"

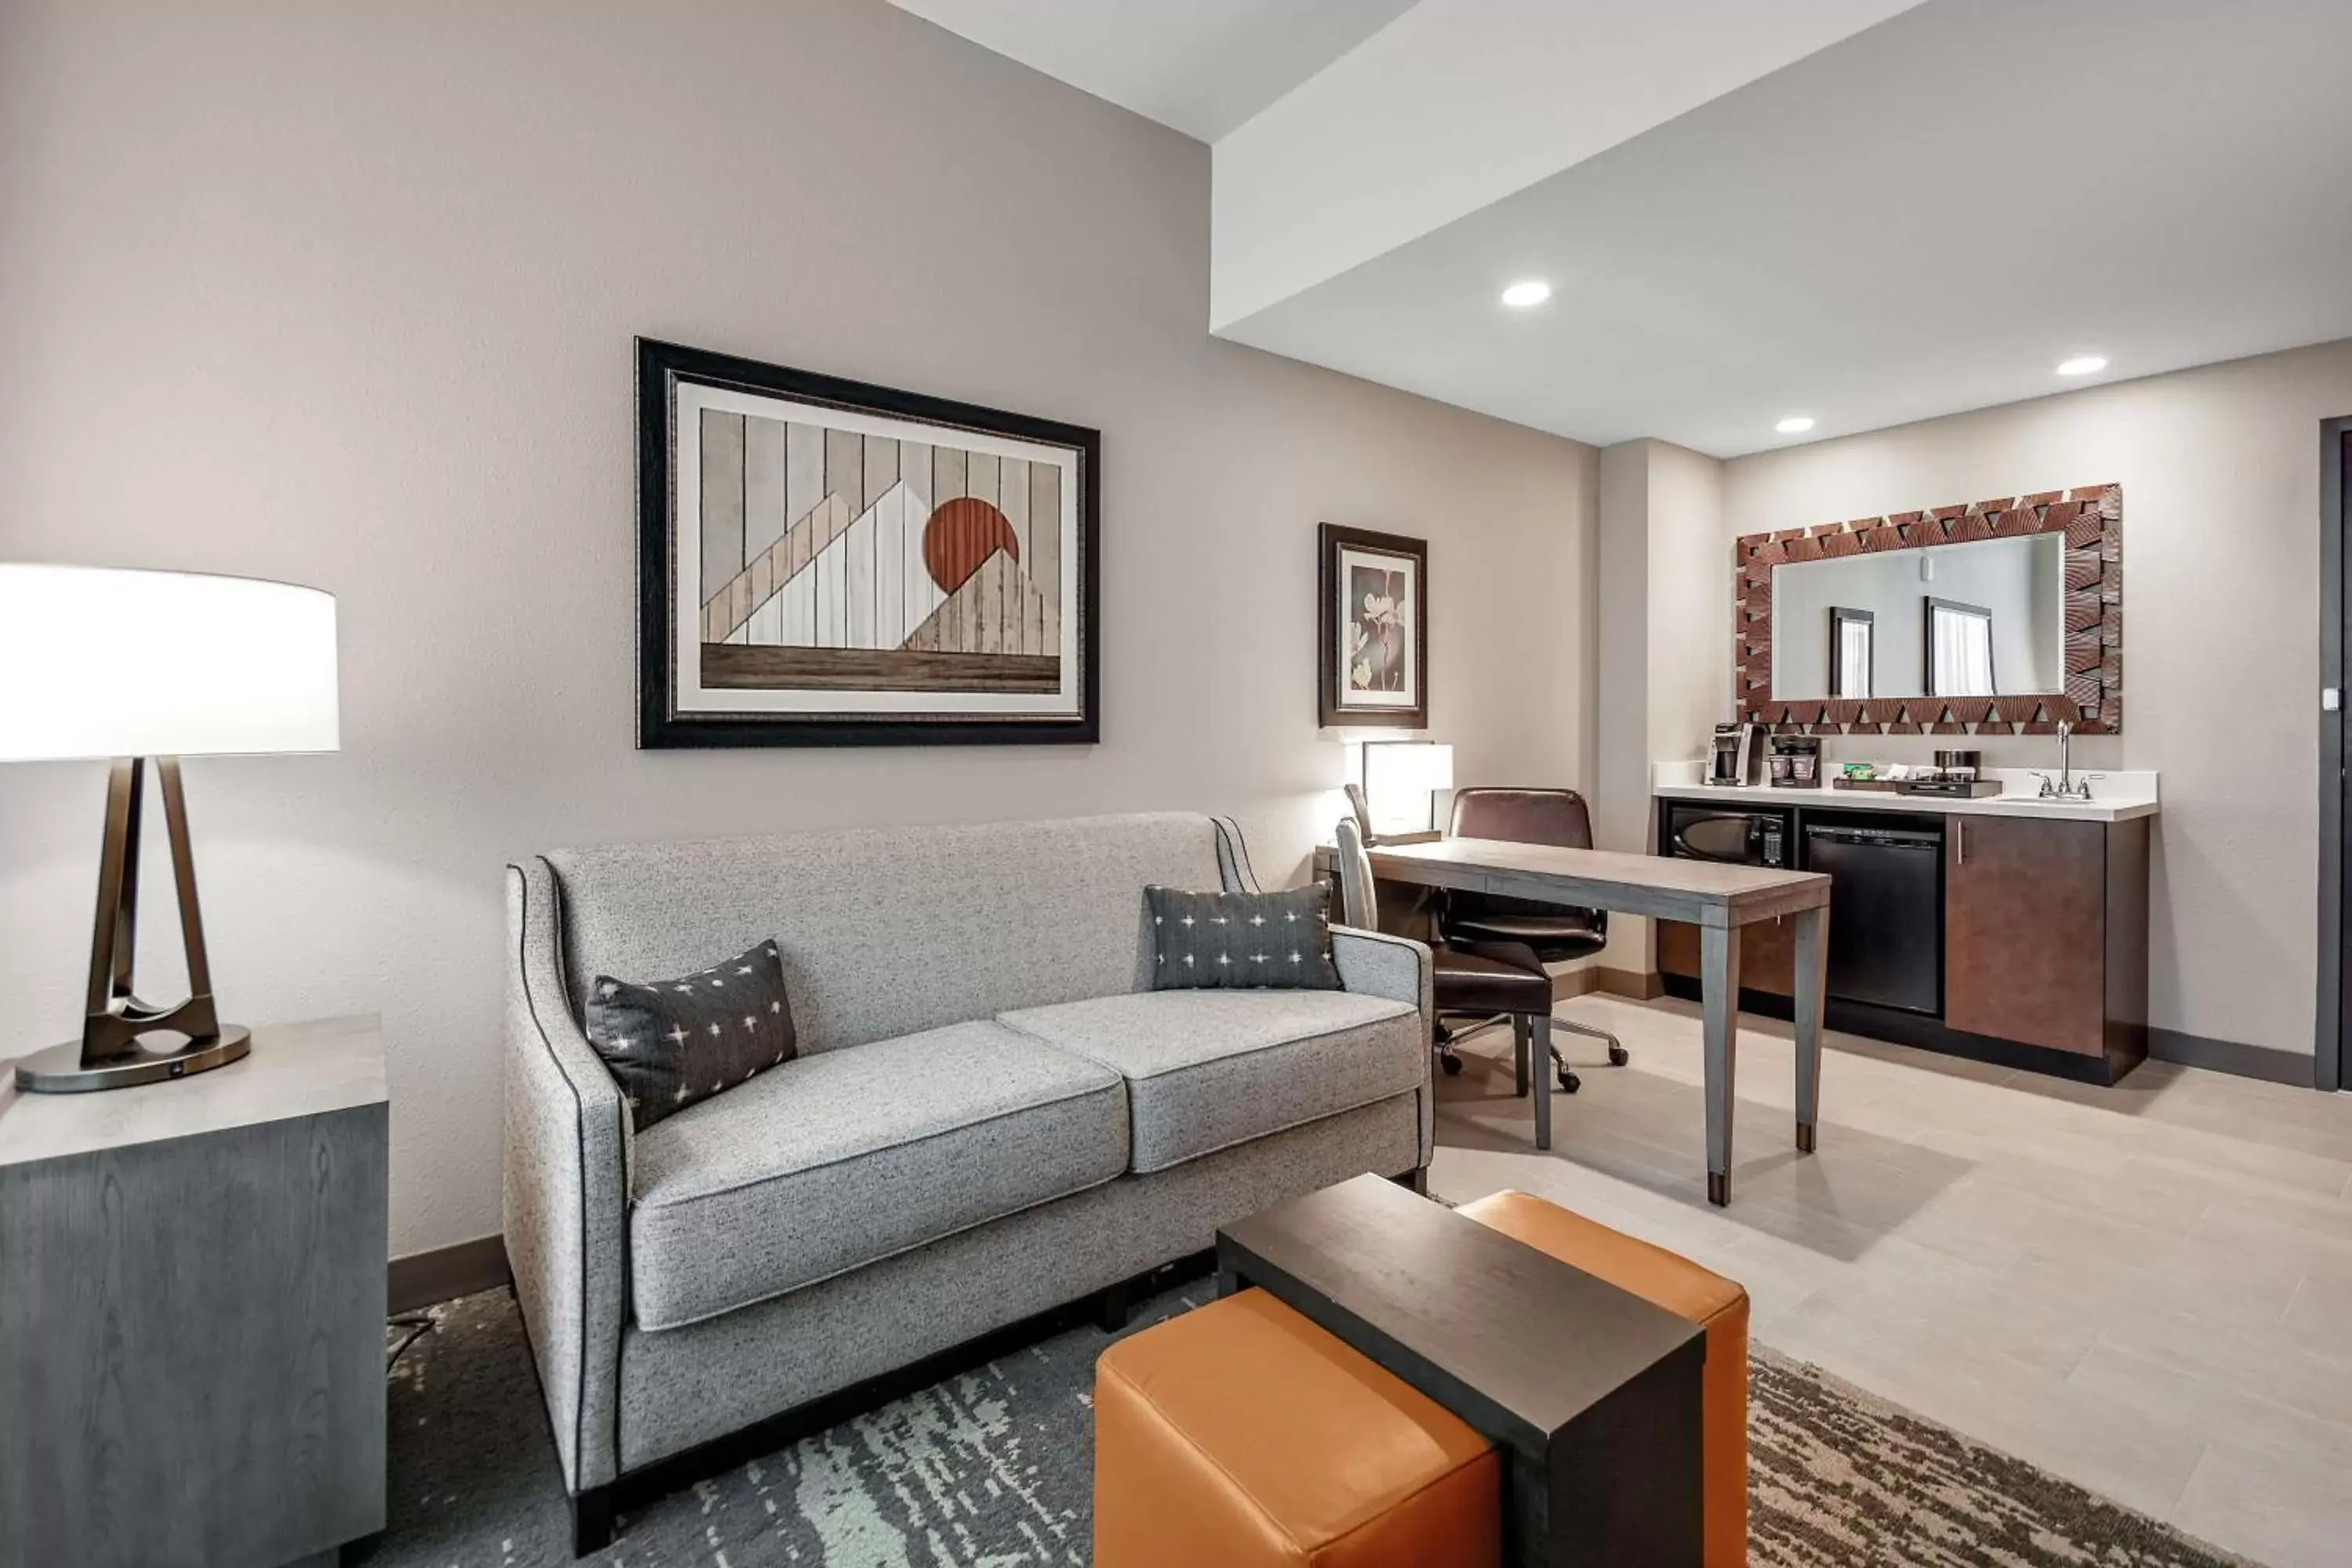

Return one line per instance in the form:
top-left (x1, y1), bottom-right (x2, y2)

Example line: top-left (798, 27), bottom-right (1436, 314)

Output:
top-left (1775, 416), bottom-right (1816, 434)
top-left (2056, 354), bottom-right (2108, 377)
top-left (1499, 279), bottom-right (1552, 309)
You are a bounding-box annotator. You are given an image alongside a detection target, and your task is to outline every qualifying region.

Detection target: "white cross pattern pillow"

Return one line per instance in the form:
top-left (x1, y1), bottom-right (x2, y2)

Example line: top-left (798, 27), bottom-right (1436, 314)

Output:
top-left (584, 938), bottom-right (797, 1131)
top-left (1143, 884), bottom-right (1342, 992)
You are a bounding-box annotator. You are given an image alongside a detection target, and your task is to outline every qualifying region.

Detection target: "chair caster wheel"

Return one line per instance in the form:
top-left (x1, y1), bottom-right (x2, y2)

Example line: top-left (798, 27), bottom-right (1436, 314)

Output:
top-left (1439, 1051), bottom-right (1465, 1076)
top-left (1607, 1043), bottom-right (1630, 1067)
top-left (1558, 1068), bottom-right (1581, 1094)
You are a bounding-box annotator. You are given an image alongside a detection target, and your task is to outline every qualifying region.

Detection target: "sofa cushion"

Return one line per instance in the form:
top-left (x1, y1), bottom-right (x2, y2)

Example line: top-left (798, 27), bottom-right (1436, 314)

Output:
top-left (628, 1019), bottom-right (1128, 1330)
top-left (997, 990), bottom-right (1424, 1173)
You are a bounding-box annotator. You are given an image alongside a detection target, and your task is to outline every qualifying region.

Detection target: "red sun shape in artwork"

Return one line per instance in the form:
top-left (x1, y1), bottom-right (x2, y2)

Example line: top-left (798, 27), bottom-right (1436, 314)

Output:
top-left (922, 496), bottom-right (1019, 594)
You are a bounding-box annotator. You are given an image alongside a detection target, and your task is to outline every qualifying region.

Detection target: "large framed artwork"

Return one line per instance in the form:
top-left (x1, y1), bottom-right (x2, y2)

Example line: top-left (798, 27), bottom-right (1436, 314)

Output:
top-left (1317, 524), bottom-right (1428, 729)
top-left (637, 338), bottom-right (1100, 747)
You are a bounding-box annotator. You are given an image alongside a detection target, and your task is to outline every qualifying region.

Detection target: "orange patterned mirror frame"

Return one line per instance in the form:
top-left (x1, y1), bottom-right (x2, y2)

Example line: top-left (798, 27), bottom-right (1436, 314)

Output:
top-left (1733, 484), bottom-right (2122, 735)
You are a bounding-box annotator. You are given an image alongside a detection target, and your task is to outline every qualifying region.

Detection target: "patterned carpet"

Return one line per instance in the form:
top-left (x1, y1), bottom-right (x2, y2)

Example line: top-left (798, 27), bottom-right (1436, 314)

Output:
top-left (355, 1286), bottom-right (2249, 1568)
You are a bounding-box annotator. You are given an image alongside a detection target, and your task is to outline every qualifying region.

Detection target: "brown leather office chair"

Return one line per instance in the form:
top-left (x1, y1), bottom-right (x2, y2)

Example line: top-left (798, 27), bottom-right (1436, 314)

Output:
top-left (1334, 815), bottom-right (1560, 1105)
top-left (1439, 787), bottom-right (1628, 1092)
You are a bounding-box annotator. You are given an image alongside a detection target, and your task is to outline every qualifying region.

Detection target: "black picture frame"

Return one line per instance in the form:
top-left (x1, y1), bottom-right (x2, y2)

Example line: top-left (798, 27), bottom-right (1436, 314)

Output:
top-left (1317, 523), bottom-right (1428, 730)
top-left (636, 337), bottom-right (1101, 748)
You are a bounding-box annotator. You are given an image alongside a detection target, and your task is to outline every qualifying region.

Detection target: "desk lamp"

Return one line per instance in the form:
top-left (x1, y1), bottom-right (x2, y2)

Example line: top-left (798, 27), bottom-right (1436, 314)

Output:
top-left (1353, 740), bottom-right (1453, 845)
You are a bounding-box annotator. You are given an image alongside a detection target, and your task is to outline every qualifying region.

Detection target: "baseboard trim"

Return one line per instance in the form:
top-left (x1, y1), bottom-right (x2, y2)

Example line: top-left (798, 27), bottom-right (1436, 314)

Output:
top-left (2147, 1029), bottom-right (2317, 1088)
top-left (1592, 967), bottom-right (1664, 1001)
top-left (389, 1233), bottom-right (512, 1314)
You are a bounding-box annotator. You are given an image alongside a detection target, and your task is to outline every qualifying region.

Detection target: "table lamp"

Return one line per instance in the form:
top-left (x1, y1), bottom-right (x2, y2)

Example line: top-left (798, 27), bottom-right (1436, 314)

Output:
top-left (1354, 740), bottom-right (1454, 844)
top-left (0, 565), bottom-right (339, 1093)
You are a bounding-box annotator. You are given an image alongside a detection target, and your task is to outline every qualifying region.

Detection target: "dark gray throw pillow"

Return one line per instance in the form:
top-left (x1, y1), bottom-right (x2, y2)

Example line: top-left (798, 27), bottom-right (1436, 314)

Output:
top-left (584, 939), bottom-right (797, 1131)
top-left (1145, 884), bottom-right (1343, 991)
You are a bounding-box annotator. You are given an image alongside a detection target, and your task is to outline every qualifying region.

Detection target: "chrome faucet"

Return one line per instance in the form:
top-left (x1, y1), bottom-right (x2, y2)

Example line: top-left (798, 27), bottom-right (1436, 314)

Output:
top-left (2034, 720), bottom-right (2096, 800)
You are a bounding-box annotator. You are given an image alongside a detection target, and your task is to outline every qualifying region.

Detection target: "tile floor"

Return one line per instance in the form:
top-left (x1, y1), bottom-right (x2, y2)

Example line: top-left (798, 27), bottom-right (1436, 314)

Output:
top-left (1425, 994), bottom-right (2352, 1568)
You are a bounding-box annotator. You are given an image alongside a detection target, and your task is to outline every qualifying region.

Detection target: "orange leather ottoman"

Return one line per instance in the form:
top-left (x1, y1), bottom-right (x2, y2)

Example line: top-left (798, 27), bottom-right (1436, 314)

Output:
top-left (1093, 1287), bottom-right (1501, 1568)
top-left (1457, 1190), bottom-right (1749, 1568)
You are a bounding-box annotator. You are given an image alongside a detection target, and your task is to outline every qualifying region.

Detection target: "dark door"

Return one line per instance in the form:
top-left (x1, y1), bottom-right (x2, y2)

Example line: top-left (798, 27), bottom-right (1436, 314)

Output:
top-left (2326, 418), bottom-right (2352, 1091)
top-left (1946, 815), bottom-right (2107, 1054)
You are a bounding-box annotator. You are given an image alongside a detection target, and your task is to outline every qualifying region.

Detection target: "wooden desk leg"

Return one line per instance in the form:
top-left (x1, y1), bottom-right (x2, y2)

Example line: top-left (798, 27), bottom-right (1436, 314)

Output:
top-left (1530, 1014), bottom-right (1554, 1151)
top-left (1700, 921), bottom-right (1742, 1206)
top-left (1791, 903), bottom-right (1828, 1156)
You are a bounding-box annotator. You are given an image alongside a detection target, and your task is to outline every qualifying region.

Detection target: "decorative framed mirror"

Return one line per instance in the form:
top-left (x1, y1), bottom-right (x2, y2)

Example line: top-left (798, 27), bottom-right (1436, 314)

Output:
top-left (1733, 484), bottom-right (2122, 735)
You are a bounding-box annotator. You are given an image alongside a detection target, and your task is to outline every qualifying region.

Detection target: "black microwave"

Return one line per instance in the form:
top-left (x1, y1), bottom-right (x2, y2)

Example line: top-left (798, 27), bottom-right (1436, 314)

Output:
top-left (1664, 802), bottom-right (1792, 868)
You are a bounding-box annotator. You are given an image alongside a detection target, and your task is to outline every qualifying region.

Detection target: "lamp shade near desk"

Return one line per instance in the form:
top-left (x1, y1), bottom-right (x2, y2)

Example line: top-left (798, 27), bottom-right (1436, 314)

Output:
top-left (1360, 739), bottom-right (1454, 840)
top-left (0, 565), bottom-right (339, 1092)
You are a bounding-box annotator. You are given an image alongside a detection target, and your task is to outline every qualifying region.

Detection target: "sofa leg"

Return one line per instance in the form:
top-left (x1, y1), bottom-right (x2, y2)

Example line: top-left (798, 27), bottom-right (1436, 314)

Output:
top-left (572, 1486), bottom-right (615, 1556)
top-left (1389, 1167), bottom-right (1429, 1196)
top-left (1096, 1279), bottom-right (1133, 1334)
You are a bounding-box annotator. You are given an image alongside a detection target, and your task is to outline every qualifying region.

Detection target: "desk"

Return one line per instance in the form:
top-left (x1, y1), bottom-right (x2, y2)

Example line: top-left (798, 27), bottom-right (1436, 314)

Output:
top-left (1315, 837), bottom-right (1830, 1205)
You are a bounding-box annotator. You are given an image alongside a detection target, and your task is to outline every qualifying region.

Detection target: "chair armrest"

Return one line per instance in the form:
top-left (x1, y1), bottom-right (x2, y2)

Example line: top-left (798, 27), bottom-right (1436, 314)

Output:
top-left (502, 858), bottom-right (628, 1496)
top-left (1333, 924), bottom-right (1436, 1167)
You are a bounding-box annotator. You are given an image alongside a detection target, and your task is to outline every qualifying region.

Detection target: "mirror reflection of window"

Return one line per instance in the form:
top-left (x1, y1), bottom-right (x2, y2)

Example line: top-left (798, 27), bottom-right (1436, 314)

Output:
top-left (1829, 608), bottom-right (1873, 698)
top-left (1926, 597), bottom-right (1995, 696)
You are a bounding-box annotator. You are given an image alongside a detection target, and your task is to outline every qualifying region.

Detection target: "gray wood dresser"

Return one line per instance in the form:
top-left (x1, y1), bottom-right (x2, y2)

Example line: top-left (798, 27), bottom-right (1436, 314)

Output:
top-left (0, 1015), bottom-right (387, 1568)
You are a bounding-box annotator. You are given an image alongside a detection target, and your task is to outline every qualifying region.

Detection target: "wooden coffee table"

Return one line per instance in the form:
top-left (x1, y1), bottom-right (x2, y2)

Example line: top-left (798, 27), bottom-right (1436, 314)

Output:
top-left (1216, 1174), bottom-right (1706, 1568)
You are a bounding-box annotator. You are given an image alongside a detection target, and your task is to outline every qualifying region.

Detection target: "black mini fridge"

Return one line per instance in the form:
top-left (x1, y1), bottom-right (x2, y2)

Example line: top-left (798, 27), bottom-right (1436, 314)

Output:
top-left (1802, 821), bottom-right (1944, 1014)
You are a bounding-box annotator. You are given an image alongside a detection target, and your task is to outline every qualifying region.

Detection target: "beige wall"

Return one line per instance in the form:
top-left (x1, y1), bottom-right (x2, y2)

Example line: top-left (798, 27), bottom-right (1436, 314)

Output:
top-left (1649, 442), bottom-right (1732, 781)
top-left (1595, 439), bottom-right (1730, 973)
top-left (1722, 341), bottom-right (2352, 1061)
top-left (0, 0), bottom-right (1598, 1254)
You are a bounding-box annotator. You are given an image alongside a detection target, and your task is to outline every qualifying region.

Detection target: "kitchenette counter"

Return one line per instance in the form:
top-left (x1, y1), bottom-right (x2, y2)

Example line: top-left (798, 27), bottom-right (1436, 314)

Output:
top-left (1649, 757), bottom-right (2155, 1083)
top-left (1652, 762), bottom-right (2159, 822)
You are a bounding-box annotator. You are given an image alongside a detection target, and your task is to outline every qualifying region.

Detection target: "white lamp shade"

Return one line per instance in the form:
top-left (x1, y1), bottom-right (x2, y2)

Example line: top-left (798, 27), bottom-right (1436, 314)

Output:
top-left (0, 565), bottom-right (339, 760)
top-left (1365, 741), bottom-right (1454, 797)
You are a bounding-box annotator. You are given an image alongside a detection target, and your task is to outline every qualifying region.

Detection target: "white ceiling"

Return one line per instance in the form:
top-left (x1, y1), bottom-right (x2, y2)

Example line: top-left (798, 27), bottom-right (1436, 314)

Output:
top-left (1208, 0), bottom-right (1924, 329)
top-left (886, 0), bottom-right (1418, 143)
top-left (1224, 0), bottom-right (2352, 456)
top-left (903, 0), bottom-right (2352, 458)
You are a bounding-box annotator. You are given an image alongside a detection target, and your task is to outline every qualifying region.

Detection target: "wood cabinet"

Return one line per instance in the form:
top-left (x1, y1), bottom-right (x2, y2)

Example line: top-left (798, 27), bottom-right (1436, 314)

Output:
top-left (1947, 813), bottom-right (2148, 1067)
top-left (1946, 815), bottom-right (2097, 1052)
top-left (1657, 912), bottom-right (1794, 996)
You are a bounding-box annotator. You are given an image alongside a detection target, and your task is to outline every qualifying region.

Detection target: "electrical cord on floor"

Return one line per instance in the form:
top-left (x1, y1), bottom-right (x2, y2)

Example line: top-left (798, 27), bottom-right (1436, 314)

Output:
top-left (387, 1312), bottom-right (436, 1373)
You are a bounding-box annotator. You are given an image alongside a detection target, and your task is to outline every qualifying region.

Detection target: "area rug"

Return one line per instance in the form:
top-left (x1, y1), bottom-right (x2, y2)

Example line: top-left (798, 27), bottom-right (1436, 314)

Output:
top-left (356, 1286), bottom-right (2248, 1568)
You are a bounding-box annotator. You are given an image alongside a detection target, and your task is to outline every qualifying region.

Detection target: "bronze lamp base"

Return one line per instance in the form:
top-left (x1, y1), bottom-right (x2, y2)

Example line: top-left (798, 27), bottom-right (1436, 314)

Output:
top-left (13, 1025), bottom-right (251, 1094)
top-left (13, 757), bottom-right (252, 1095)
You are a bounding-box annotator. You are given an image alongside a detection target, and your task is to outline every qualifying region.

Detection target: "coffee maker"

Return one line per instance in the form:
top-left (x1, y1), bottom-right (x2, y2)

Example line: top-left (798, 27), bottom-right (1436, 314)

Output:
top-left (1706, 723), bottom-right (1765, 787)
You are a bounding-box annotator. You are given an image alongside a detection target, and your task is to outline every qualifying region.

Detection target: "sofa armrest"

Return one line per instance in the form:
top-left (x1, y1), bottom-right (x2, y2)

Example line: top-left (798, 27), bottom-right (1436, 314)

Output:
top-left (1331, 924), bottom-right (1430, 1014)
top-left (502, 858), bottom-right (628, 1496)
top-left (1332, 924), bottom-right (1436, 1167)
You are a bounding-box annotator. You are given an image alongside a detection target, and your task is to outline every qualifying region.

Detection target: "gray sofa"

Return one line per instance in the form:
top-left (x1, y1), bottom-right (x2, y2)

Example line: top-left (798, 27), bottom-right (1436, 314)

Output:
top-left (502, 811), bottom-right (1432, 1551)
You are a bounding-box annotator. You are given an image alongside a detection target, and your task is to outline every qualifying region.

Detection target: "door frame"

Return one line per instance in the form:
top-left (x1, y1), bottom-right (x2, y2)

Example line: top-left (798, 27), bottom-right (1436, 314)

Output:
top-left (2321, 416), bottom-right (2350, 1091)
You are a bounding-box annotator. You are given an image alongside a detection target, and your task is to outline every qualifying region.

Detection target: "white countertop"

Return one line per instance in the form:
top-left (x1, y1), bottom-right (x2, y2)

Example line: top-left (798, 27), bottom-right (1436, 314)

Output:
top-left (1651, 761), bottom-right (2159, 822)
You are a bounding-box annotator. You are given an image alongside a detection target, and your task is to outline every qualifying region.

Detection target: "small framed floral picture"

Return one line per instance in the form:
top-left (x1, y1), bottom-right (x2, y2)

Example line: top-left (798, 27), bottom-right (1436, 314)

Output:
top-left (1316, 523), bottom-right (1428, 729)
